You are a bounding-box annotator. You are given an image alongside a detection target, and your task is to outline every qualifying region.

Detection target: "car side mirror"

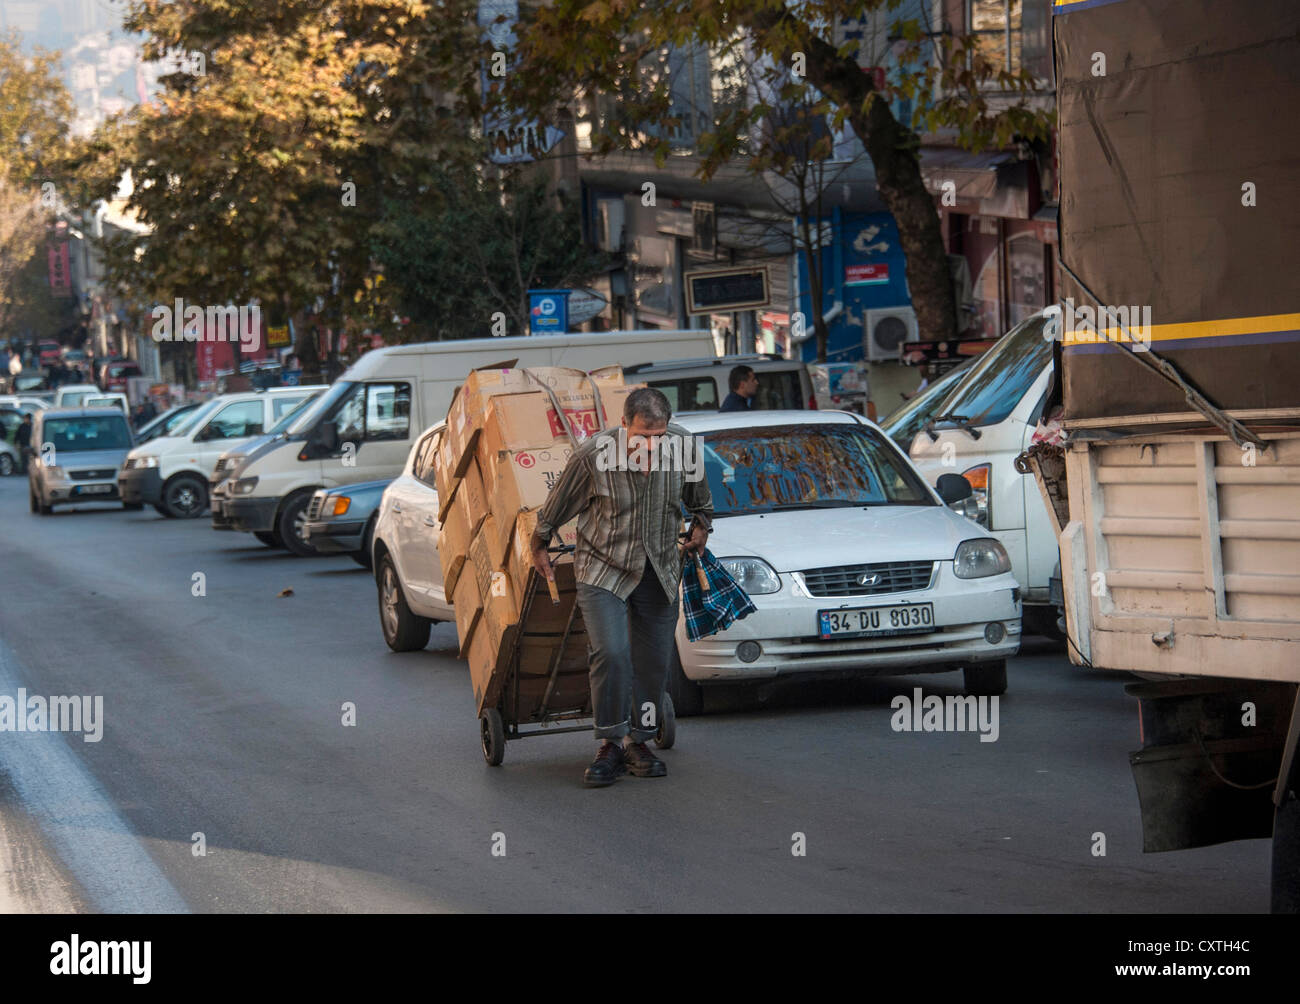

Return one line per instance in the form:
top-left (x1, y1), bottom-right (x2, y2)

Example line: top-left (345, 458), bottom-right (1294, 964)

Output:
top-left (936, 473), bottom-right (973, 504)
top-left (304, 420), bottom-right (338, 458)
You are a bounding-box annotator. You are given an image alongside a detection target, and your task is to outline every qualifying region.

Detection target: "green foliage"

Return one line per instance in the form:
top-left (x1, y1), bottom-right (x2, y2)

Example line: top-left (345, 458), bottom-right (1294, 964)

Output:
top-left (372, 165), bottom-right (610, 341)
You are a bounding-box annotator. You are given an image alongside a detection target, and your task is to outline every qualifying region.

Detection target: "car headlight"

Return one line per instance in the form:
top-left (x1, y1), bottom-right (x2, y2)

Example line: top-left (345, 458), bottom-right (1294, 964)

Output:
top-left (719, 556), bottom-right (781, 594)
top-left (953, 538), bottom-right (1012, 579)
top-left (136, 455), bottom-right (160, 468)
top-left (331, 496), bottom-right (351, 516)
top-left (947, 463), bottom-right (990, 528)
top-left (232, 476), bottom-right (259, 495)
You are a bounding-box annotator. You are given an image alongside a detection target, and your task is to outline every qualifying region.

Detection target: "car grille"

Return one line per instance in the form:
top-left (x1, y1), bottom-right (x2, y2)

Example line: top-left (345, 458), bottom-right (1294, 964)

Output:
top-left (71, 468), bottom-right (117, 480)
top-left (122, 458), bottom-right (138, 470)
top-left (800, 561), bottom-right (935, 597)
top-left (306, 492), bottom-right (326, 521)
top-left (214, 457), bottom-right (236, 475)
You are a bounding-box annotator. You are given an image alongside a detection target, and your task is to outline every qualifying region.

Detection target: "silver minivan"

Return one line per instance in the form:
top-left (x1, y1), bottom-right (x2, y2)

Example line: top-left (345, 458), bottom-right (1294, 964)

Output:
top-left (29, 408), bottom-right (136, 513)
top-left (623, 354), bottom-right (815, 412)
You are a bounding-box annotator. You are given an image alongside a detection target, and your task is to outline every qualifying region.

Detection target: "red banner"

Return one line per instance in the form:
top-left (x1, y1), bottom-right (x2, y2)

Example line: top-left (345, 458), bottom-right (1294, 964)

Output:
top-left (48, 242), bottom-right (71, 295)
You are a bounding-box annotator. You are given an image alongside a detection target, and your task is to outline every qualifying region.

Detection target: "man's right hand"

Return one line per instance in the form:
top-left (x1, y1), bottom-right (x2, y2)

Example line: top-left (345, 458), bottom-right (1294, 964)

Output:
top-left (531, 542), bottom-right (555, 582)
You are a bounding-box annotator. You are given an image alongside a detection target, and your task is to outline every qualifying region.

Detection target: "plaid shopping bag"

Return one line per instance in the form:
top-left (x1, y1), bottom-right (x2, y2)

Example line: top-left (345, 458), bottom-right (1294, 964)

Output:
top-left (681, 548), bottom-right (758, 642)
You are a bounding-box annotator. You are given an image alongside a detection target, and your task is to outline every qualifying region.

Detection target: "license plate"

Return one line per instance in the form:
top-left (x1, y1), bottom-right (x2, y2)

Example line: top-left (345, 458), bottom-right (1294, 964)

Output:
top-left (76, 484), bottom-right (114, 495)
top-left (818, 602), bottom-right (935, 639)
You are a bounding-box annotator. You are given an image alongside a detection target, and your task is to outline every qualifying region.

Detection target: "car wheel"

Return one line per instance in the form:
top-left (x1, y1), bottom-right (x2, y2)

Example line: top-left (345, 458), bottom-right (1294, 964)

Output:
top-left (253, 530), bottom-right (280, 548)
top-left (161, 474), bottom-right (207, 519)
top-left (0, 454), bottom-right (13, 476)
top-left (122, 502), bottom-right (143, 511)
top-left (963, 659), bottom-right (1007, 697)
top-left (667, 644), bottom-right (704, 717)
top-left (277, 490), bottom-right (319, 557)
top-left (350, 516), bottom-right (377, 569)
top-left (377, 554), bottom-right (431, 652)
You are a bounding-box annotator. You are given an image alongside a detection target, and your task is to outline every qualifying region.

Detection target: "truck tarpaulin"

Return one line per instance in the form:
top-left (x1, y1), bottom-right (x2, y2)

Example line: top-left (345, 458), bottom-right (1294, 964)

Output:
top-left (1054, 0), bottom-right (1300, 421)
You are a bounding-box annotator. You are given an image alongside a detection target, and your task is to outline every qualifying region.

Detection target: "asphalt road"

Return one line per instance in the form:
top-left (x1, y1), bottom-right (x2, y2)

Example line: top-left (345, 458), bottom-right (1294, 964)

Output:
top-left (0, 474), bottom-right (1272, 912)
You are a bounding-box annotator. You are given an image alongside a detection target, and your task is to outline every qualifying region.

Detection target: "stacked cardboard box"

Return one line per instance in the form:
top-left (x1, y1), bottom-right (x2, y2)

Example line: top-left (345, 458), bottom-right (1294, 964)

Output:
top-left (436, 363), bottom-right (644, 715)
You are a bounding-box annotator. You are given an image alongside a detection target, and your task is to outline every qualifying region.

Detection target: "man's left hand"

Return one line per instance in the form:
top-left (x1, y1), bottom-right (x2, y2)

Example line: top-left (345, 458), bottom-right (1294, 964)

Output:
top-left (681, 524), bottom-right (708, 555)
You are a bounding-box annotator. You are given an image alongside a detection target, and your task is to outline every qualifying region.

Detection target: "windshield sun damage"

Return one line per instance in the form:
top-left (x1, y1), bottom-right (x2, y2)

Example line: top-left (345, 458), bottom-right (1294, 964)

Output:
top-left (702, 424), bottom-right (932, 517)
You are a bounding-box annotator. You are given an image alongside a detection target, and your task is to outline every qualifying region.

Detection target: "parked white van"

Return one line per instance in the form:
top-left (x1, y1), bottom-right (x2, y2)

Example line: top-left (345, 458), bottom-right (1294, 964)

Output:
top-left (221, 329), bottom-right (716, 555)
top-left (118, 385), bottom-right (326, 518)
top-left (907, 310), bottom-right (1058, 635)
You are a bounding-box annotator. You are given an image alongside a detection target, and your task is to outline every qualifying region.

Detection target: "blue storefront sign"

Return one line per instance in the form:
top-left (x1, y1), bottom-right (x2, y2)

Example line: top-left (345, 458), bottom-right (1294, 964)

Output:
top-left (529, 289), bottom-right (570, 335)
top-left (795, 209), bottom-right (912, 362)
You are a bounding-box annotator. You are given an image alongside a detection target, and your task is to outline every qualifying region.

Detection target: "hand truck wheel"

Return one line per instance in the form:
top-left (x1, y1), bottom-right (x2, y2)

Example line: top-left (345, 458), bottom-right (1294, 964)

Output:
top-left (481, 707), bottom-right (505, 765)
top-left (655, 692), bottom-right (676, 750)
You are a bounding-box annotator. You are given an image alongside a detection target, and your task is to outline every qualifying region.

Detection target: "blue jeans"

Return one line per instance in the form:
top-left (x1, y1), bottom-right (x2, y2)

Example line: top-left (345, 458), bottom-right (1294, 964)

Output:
top-left (577, 560), bottom-right (680, 742)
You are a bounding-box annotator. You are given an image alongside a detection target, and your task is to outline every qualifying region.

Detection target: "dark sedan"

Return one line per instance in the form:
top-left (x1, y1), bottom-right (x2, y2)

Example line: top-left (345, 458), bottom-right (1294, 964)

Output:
top-left (302, 479), bottom-right (393, 568)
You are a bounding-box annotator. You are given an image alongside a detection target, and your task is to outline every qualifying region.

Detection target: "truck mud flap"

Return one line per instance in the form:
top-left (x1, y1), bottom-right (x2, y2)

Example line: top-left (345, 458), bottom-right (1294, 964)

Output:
top-left (1125, 678), bottom-right (1295, 853)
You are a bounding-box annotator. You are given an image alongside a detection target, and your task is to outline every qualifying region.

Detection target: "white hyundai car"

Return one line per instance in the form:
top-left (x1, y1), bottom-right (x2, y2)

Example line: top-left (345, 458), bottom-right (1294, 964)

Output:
top-left (371, 412), bottom-right (1021, 712)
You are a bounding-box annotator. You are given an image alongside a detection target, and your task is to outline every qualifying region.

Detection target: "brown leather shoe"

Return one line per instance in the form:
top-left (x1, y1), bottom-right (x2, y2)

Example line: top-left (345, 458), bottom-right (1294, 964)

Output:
top-left (623, 741), bottom-right (667, 777)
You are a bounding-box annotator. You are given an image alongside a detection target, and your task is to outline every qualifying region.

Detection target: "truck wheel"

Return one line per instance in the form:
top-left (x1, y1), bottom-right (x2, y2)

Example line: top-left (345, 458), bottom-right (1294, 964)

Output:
top-left (253, 530), bottom-right (280, 548)
top-left (350, 516), bottom-right (377, 569)
top-left (964, 659), bottom-right (1008, 697)
top-left (161, 474), bottom-right (207, 518)
top-left (377, 554), bottom-right (431, 651)
top-left (667, 645), bottom-right (704, 717)
top-left (277, 490), bottom-right (319, 557)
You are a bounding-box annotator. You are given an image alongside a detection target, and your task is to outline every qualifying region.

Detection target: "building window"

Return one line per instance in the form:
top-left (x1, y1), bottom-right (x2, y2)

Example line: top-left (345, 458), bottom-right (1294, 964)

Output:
top-left (967, 0), bottom-right (1023, 74)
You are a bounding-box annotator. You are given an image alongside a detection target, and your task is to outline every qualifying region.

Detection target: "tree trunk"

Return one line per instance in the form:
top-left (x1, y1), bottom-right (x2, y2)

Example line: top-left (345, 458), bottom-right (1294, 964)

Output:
top-left (745, 11), bottom-right (958, 344)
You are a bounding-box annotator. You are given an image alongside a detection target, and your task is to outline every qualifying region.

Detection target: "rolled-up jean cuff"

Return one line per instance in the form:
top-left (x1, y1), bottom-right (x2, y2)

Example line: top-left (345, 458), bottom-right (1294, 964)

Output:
top-left (594, 719), bottom-right (629, 740)
top-left (629, 727), bottom-right (657, 743)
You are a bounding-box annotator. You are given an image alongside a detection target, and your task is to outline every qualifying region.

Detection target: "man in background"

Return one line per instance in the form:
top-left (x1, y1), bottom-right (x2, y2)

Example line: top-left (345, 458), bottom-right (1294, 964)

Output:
top-left (719, 364), bottom-right (759, 412)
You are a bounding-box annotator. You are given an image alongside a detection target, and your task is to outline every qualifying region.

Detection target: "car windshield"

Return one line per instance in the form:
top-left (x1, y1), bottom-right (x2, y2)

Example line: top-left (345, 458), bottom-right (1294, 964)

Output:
top-left (169, 398), bottom-right (222, 438)
top-left (701, 423), bottom-right (933, 517)
top-left (42, 416), bottom-right (131, 451)
top-left (929, 313), bottom-right (1052, 430)
top-left (59, 391), bottom-right (92, 406)
top-left (287, 381), bottom-right (351, 436)
top-left (879, 359), bottom-right (975, 447)
top-left (270, 391), bottom-right (323, 434)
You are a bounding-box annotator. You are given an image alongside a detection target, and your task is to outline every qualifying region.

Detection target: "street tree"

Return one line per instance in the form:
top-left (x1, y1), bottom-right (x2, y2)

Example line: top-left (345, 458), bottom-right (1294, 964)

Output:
top-left (503, 0), bottom-right (1053, 344)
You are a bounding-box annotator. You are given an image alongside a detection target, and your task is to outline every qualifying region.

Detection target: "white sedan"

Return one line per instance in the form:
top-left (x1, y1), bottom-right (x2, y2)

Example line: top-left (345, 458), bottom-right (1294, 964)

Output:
top-left (667, 410), bottom-right (1021, 713)
top-left (371, 412), bottom-right (1021, 712)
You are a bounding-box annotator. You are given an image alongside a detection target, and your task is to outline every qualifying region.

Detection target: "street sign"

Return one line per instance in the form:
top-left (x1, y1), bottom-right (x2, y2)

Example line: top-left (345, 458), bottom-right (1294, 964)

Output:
top-left (565, 288), bottom-right (607, 326)
top-left (685, 266), bottom-right (770, 315)
top-left (529, 289), bottom-right (570, 334)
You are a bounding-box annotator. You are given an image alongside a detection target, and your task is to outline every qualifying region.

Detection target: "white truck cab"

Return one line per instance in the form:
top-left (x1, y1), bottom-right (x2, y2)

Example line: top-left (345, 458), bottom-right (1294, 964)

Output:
top-left (222, 329), bottom-right (717, 556)
top-left (117, 386), bottom-right (324, 518)
top-left (908, 311), bottom-right (1057, 632)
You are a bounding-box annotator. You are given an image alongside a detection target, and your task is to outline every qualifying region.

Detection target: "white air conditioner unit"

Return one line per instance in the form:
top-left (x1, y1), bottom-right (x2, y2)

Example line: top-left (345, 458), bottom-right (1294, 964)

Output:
top-left (595, 198), bottom-right (625, 253)
top-left (864, 306), bottom-right (919, 361)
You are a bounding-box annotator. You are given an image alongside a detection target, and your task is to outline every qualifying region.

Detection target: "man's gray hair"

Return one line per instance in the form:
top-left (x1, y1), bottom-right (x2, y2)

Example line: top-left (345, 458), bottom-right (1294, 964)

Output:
top-left (623, 386), bottom-right (672, 426)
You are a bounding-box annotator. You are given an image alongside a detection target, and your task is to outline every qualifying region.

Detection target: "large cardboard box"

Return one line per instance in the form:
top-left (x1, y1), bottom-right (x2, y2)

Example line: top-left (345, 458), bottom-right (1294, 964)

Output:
top-left (481, 383), bottom-right (645, 458)
top-left (483, 442), bottom-right (574, 554)
top-left (449, 366), bottom-right (625, 473)
top-left (466, 618), bottom-right (500, 714)
top-left (437, 480), bottom-right (471, 597)
top-left (470, 516), bottom-right (519, 653)
top-left (434, 422), bottom-right (460, 502)
top-left (440, 452), bottom-right (487, 530)
top-left (451, 560), bottom-right (482, 659)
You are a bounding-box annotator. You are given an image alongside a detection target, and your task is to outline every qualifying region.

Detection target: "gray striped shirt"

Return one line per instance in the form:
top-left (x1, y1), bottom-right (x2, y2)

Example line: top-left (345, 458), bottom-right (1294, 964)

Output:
top-left (533, 425), bottom-right (714, 600)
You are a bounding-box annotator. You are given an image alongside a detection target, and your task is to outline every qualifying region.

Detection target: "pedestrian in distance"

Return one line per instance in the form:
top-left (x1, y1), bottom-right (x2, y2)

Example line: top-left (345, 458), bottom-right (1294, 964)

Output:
top-left (15, 413), bottom-right (32, 474)
top-left (719, 364), bottom-right (759, 412)
top-left (530, 387), bottom-right (713, 787)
